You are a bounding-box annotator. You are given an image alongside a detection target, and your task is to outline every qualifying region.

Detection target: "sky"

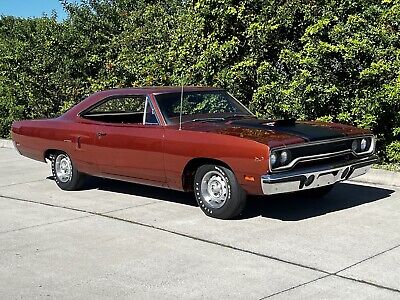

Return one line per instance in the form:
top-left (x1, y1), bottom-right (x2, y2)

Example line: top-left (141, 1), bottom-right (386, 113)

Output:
top-left (0, 0), bottom-right (80, 20)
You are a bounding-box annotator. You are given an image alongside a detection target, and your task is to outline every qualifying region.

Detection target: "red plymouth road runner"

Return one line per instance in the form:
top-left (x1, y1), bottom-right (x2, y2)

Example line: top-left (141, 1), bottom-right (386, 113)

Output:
top-left (12, 87), bottom-right (377, 219)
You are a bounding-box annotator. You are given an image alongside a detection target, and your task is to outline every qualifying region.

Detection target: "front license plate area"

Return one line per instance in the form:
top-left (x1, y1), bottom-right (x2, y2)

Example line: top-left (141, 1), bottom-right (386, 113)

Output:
top-left (315, 173), bottom-right (336, 187)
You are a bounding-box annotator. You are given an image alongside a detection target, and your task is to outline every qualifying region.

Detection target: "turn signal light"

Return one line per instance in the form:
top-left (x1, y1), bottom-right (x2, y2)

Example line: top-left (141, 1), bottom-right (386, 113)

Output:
top-left (244, 175), bottom-right (255, 182)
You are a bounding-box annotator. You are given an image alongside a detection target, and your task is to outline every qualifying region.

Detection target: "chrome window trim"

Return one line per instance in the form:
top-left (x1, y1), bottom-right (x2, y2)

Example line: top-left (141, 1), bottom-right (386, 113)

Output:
top-left (142, 97), bottom-right (148, 125)
top-left (78, 94), bottom-right (161, 126)
top-left (142, 96), bottom-right (160, 125)
top-left (78, 94), bottom-right (147, 117)
top-left (226, 92), bottom-right (255, 116)
top-left (153, 90), bottom-right (254, 125)
top-left (269, 135), bottom-right (375, 172)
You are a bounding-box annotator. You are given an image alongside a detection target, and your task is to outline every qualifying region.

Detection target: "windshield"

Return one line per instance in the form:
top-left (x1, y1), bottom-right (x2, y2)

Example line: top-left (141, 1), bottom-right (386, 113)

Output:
top-left (154, 90), bottom-right (252, 125)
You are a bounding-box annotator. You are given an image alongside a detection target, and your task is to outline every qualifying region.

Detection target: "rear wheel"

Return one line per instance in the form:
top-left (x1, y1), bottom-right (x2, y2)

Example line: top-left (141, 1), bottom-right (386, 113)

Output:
top-left (51, 151), bottom-right (85, 190)
top-left (194, 164), bottom-right (246, 219)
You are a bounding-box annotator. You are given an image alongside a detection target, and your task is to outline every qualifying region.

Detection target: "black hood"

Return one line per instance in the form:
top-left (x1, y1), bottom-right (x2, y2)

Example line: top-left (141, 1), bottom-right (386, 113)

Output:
top-left (229, 119), bottom-right (345, 142)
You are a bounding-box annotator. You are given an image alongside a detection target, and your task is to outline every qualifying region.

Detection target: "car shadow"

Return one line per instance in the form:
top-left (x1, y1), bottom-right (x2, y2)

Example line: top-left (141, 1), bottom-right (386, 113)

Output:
top-left (84, 176), bottom-right (198, 206)
top-left (47, 176), bottom-right (394, 221)
top-left (242, 182), bottom-right (395, 221)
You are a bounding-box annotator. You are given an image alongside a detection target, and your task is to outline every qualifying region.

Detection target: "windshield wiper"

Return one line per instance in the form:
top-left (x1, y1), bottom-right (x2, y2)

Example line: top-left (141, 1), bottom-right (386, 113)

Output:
top-left (191, 117), bottom-right (225, 122)
top-left (223, 114), bottom-right (255, 120)
top-left (185, 115), bottom-right (254, 124)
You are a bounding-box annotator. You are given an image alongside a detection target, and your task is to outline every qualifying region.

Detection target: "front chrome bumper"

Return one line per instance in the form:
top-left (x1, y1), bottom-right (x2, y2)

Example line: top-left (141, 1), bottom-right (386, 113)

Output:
top-left (261, 155), bottom-right (378, 195)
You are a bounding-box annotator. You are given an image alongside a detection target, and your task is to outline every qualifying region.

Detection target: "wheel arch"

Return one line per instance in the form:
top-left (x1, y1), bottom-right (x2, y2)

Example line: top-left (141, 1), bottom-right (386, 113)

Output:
top-left (44, 149), bottom-right (62, 161)
top-left (182, 157), bottom-right (232, 192)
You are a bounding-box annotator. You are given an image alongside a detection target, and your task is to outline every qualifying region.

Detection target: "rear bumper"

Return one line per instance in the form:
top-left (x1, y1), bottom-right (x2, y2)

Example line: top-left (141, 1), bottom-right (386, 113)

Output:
top-left (261, 155), bottom-right (378, 195)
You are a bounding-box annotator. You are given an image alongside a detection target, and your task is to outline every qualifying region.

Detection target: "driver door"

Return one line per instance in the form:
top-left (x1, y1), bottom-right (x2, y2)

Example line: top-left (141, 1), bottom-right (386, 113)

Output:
top-left (83, 94), bottom-right (166, 183)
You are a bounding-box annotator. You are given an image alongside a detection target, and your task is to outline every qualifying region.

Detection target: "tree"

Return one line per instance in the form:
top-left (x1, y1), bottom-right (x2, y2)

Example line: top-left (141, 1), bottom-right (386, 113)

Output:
top-left (0, 0), bottom-right (399, 162)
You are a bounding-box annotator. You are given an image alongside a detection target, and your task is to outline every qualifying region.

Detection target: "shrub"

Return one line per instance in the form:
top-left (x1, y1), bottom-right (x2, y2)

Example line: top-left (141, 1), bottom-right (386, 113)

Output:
top-left (386, 141), bottom-right (400, 163)
top-left (0, 0), bottom-right (398, 162)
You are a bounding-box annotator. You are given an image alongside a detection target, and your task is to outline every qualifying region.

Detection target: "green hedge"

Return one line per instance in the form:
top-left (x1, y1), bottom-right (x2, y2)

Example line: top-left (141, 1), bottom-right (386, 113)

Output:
top-left (0, 0), bottom-right (399, 162)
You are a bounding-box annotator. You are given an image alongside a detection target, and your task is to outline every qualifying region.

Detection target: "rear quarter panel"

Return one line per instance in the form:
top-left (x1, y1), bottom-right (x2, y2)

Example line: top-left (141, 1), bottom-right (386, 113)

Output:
top-left (11, 118), bottom-right (98, 175)
top-left (12, 119), bottom-right (64, 162)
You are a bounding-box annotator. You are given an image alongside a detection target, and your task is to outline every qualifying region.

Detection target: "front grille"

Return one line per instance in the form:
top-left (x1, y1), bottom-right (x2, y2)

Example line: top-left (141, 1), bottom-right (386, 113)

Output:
top-left (294, 153), bottom-right (353, 170)
top-left (270, 136), bottom-right (374, 172)
top-left (289, 140), bottom-right (351, 160)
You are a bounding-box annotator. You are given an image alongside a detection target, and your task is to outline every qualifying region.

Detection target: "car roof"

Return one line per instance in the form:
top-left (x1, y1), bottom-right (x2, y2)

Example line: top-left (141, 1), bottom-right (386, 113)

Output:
top-left (99, 86), bottom-right (224, 96)
top-left (62, 86), bottom-right (226, 121)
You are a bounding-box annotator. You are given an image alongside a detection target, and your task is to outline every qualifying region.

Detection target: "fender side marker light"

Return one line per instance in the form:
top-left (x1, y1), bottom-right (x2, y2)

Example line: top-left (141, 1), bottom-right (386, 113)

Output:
top-left (244, 175), bottom-right (255, 182)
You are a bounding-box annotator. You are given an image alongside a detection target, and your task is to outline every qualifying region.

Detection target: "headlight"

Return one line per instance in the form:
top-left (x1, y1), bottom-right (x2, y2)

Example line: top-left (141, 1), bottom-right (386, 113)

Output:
top-left (270, 152), bottom-right (277, 167)
top-left (352, 140), bottom-right (358, 152)
top-left (352, 137), bottom-right (373, 154)
top-left (280, 150), bottom-right (289, 164)
top-left (270, 149), bottom-right (291, 169)
top-left (360, 138), bottom-right (367, 151)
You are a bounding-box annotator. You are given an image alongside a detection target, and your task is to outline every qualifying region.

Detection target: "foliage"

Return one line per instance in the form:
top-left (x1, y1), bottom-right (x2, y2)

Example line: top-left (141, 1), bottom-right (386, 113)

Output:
top-left (373, 162), bottom-right (400, 172)
top-left (0, 0), bottom-right (399, 161)
top-left (386, 141), bottom-right (400, 163)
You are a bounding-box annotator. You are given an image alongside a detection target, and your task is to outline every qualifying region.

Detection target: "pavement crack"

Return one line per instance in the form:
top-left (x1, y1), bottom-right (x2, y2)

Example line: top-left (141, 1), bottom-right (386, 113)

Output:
top-left (261, 244), bottom-right (400, 299)
top-left (335, 274), bottom-right (400, 293)
top-left (334, 243), bottom-right (400, 275)
top-left (0, 215), bottom-right (93, 235)
top-left (1, 193), bottom-right (399, 295)
top-left (260, 272), bottom-right (400, 299)
top-left (100, 201), bottom-right (159, 214)
top-left (0, 194), bottom-right (332, 275)
top-left (259, 274), bottom-right (332, 299)
top-left (0, 179), bottom-right (47, 188)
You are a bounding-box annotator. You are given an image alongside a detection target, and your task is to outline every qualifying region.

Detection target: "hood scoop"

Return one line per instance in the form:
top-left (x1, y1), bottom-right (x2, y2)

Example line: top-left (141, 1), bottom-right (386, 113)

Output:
top-left (262, 118), bottom-right (296, 127)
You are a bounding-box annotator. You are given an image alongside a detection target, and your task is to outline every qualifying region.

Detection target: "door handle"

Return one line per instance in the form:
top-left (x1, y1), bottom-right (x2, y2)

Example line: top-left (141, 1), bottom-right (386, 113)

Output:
top-left (97, 132), bottom-right (107, 138)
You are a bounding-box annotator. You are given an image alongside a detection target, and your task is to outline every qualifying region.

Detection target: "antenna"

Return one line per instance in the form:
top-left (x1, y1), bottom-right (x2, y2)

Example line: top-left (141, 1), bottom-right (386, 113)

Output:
top-left (179, 78), bottom-right (184, 130)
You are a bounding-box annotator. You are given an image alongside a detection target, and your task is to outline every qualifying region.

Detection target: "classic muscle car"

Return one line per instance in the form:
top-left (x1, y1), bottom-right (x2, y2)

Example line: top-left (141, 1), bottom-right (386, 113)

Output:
top-left (12, 87), bottom-right (377, 219)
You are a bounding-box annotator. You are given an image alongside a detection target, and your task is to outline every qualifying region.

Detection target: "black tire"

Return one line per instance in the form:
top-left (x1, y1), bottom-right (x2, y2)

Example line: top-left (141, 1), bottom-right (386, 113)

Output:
top-left (194, 164), bottom-right (247, 219)
top-left (51, 151), bottom-right (85, 191)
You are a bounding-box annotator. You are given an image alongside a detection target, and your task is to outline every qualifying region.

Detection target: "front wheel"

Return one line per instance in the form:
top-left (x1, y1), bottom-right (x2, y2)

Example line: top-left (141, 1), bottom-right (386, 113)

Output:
top-left (51, 151), bottom-right (85, 191)
top-left (194, 164), bottom-right (246, 219)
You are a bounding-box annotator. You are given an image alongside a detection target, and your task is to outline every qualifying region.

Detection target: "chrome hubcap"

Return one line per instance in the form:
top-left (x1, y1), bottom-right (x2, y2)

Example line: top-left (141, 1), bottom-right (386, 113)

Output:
top-left (55, 154), bottom-right (72, 183)
top-left (201, 170), bottom-right (228, 208)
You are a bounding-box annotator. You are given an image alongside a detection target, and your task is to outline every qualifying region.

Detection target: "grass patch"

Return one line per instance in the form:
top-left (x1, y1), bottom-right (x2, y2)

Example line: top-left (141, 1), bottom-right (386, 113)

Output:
top-left (373, 163), bottom-right (400, 172)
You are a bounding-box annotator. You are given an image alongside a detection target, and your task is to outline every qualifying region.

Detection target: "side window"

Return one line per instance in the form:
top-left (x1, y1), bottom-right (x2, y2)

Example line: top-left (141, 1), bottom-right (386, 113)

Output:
top-left (82, 95), bottom-right (158, 125)
top-left (144, 99), bottom-right (159, 125)
top-left (90, 96), bottom-right (145, 114)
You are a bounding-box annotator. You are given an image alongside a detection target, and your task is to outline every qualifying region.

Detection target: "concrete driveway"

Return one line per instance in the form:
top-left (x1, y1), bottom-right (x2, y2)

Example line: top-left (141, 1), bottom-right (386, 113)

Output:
top-left (0, 147), bottom-right (399, 299)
